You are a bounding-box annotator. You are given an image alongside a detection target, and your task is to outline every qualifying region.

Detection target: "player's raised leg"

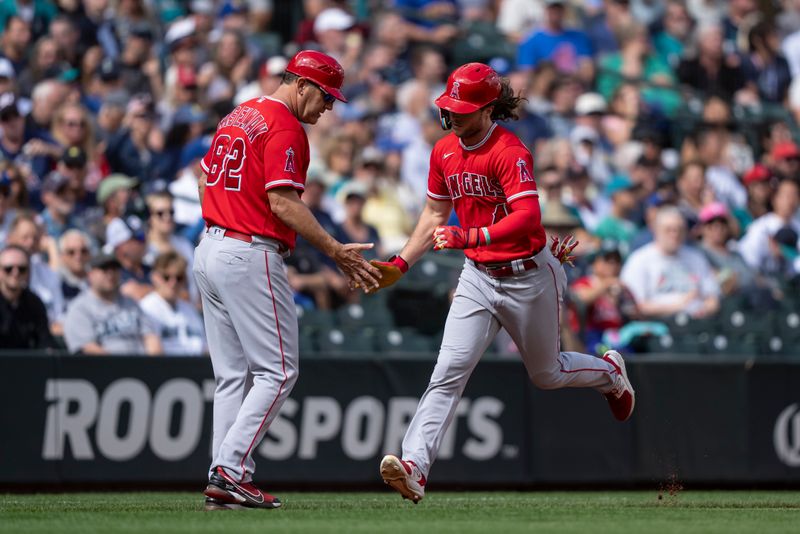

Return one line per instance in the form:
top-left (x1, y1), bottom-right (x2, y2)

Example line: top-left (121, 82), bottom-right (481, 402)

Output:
top-left (382, 268), bottom-right (500, 501)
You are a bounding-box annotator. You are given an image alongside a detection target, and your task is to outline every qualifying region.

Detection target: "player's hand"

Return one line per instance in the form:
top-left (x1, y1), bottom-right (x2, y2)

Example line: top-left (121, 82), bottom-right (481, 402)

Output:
top-left (550, 234), bottom-right (578, 267)
top-left (333, 243), bottom-right (382, 291)
top-left (433, 226), bottom-right (486, 250)
top-left (365, 256), bottom-right (409, 293)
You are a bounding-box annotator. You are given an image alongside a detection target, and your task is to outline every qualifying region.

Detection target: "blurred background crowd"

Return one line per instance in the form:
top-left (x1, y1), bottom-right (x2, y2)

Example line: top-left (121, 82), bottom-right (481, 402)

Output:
top-left (0, 0), bottom-right (799, 357)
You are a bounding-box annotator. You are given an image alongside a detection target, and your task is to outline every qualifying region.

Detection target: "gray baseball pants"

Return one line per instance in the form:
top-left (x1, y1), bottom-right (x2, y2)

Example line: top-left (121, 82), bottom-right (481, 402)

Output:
top-left (401, 247), bottom-right (617, 477)
top-left (193, 226), bottom-right (299, 483)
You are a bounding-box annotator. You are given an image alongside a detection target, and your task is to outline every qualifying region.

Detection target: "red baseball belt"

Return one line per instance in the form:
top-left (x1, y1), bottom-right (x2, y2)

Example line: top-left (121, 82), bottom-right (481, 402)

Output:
top-left (473, 252), bottom-right (541, 278)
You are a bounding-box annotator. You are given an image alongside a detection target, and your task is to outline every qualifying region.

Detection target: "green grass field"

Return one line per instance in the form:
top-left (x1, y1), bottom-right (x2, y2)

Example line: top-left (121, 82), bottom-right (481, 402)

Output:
top-left (1, 491), bottom-right (799, 534)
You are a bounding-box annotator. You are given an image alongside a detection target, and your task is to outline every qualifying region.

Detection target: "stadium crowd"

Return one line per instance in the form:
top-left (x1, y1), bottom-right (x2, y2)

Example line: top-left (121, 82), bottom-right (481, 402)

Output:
top-left (0, 0), bottom-right (799, 356)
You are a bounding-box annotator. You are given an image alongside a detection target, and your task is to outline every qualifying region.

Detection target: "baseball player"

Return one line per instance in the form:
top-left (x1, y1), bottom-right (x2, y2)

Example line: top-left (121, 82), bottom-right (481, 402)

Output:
top-left (372, 63), bottom-right (636, 503)
top-left (193, 50), bottom-right (381, 511)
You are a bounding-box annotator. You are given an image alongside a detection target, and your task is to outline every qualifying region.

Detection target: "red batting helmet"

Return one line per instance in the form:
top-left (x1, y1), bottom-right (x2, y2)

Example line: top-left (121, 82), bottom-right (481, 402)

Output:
top-left (435, 63), bottom-right (501, 114)
top-left (285, 50), bottom-right (348, 103)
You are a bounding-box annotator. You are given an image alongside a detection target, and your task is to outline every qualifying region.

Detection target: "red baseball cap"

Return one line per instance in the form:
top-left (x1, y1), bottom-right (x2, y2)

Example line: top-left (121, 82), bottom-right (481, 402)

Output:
top-left (770, 140), bottom-right (800, 161)
top-left (286, 49), bottom-right (347, 103)
top-left (742, 164), bottom-right (772, 185)
top-left (698, 201), bottom-right (730, 224)
top-left (435, 63), bottom-right (501, 114)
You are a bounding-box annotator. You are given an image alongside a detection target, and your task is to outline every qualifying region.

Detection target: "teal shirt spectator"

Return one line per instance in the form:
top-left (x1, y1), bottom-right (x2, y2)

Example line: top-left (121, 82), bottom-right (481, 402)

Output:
top-left (653, 31), bottom-right (685, 70)
top-left (596, 52), bottom-right (681, 117)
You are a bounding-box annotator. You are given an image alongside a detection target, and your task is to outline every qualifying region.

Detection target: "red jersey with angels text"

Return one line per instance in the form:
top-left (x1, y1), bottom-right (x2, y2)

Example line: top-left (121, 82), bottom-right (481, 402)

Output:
top-left (427, 123), bottom-right (545, 263)
top-left (201, 96), bottom-right (309, 250)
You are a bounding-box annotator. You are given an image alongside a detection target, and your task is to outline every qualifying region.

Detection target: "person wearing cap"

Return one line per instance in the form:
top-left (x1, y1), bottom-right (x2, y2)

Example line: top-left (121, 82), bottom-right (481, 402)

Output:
top-left (63, 251), bottom-right (161, 355)
top-left (56, 146), bottom-right (95, 214)
top-left (739, 178), bottom-right (800, 277)
top-left (768, 140), bottom-right (800, 181)
top-left (195, 49), bottom-right (379, 510)
top-left (234, 55), bottom-right (289, 106)
top-left (697, 201), bottom-right (762, 299)
top-left (621, 205), bottom-right (720, 320)
top-left (312, 7), bottom-right (362, 72)
top-left (594, 174), bottom-right (640, 256)
top-left (337, 180), bottom-right (382, 261)
top-left (733, 164), bottom-right (774, 231)
top-left (39, 171), bottom-right (77, 239)
top-left (375, 61), bottom-right (635, 504)
top-left (104, 215), bottom-right (152, 302)
top-left (571, 243), bottom-right (639, 353)
top-left (0, 244), bottom-right (55, 349)
top-left (768, 226), bottom-right (800, 281)
top-left (516, 0), bottom-right (594, 83)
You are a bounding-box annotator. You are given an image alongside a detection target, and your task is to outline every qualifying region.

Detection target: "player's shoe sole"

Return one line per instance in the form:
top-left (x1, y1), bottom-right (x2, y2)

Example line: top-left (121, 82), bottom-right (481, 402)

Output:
top-left (203, 496), bottom-right (246, 511)
top-left (602, 350), bottom-right (635, 421)
top-left (380, 455), bottom-right (425, 504)
top-left (204, 466), bottom-right (282, 509)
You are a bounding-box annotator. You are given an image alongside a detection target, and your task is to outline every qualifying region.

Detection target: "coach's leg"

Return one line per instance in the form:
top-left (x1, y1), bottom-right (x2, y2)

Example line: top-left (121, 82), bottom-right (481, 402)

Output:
top-left (213, 245), bottom-right (299, 483)
top-left (501, 250), bottom-right (615, 391)
top-left (401, 264), bottom-right (500, 477)
top-left (194, 237), bottom-right (249, 478)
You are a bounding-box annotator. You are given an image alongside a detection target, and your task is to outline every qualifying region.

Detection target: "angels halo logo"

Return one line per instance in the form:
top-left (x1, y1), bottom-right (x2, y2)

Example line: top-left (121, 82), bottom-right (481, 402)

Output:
top-left (450, 81), bottom-right (461, 100)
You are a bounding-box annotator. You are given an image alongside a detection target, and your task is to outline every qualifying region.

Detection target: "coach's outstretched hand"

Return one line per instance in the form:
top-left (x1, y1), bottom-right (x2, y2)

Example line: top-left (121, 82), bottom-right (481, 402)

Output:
top-left (365, 255), bottom-right (409, 293)
top-left (333, 243), bottom-right (382, 291)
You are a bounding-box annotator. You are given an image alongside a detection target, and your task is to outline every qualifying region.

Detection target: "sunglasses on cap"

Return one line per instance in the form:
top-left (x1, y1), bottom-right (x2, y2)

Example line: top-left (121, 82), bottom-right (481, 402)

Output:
top-left (307, 80), bottom-right (335, 104)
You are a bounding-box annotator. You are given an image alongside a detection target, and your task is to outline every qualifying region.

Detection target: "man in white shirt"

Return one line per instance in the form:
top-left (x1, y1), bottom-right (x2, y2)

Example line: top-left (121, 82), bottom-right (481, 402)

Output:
top-left (140, 251), bottom-right (206, 355)
top-left (621, 206), bottom-right (720, 319)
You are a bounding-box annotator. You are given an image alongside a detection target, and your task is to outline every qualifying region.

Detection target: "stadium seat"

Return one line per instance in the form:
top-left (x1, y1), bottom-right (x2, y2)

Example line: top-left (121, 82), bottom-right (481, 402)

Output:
top-left (317, 326), bottom-right (378, 355)
top-left (376, 327), bottom-right (435, 355)
top-left (336, 300), bottom-right (393, 329)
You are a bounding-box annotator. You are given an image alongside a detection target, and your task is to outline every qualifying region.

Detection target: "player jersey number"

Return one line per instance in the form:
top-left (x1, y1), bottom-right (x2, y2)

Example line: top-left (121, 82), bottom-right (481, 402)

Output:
top-left (206, 134), bottom-right (246, 191)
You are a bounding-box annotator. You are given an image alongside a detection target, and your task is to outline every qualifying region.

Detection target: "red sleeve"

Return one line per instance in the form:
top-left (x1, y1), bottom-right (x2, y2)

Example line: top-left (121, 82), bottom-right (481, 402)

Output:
top-left (494, 145), bottom-right (538, 204)
top-left (484, 196), bottom-right (540, 245)
top-left (427, 145), bottom-right (450, 201)
top-left (263, 129), bottom-right (308, 192)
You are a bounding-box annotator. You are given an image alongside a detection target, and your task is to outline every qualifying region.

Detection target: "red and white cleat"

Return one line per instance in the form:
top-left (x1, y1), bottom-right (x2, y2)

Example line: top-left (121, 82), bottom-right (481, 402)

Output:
top-left (602, 350), bottom-right (635, 422)
top-left (380, 455), bottom-right (426, 503)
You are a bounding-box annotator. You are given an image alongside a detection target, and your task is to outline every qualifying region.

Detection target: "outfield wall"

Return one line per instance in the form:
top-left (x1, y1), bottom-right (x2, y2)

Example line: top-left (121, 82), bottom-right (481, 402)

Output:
top-left (1, 354), bottom-right (799, 486)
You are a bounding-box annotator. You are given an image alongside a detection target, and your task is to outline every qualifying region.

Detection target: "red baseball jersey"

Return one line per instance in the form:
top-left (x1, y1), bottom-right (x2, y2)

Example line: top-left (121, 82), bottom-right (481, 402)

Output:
top-left (427, 123), bottom-right (545, 263)
top-left (201, 96), bottom-right (309, 249)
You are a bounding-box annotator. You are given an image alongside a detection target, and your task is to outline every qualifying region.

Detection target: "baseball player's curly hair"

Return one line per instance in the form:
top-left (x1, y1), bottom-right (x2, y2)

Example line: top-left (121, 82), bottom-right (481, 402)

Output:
top-left (490, 78), bottom-right (527, 122)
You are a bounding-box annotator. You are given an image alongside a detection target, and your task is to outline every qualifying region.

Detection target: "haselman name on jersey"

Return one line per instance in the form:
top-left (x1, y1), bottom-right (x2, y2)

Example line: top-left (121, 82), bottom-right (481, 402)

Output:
top-left (217, 106), bottom-right (269, 142)
top-left (446, 172), bottom-right (504, 199)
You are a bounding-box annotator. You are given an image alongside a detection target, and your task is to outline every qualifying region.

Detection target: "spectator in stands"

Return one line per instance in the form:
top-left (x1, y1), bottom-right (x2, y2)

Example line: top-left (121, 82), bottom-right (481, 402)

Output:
top-left (0, 244), bottom-right (55, 349)
top-left (56, 229), bottom-right (90, 305)
top-left (311, 7), bottom-right (362, 73)
top-left (0, 92), bottom-right (58, 186)
top-left (86, 173), bottom-right (138, 247)
top-left (496, 0), bottom-right (544, 44)
top-left (0, 170), bottom-right (16, 246)
top-left (393, 0), bottom-right (459, 46)
top-left (564, 165), bottom-right (608, 233)
top-left (595, 175), bottom-right (640, 257)
top-left (16, 36), bottom-right (59, 96)
top-left (621, 205), bottom-right (720, 319)
top-left (571, 244), bottom-right (638, 352)
top-left (118, 22), bottom-right (161, 98)
top-left (63, 252), bottom-right (161, 355)
top-left (675, 159), bottom-right (710, 230)
top-left (596, 21), bottom-right (680, 117)
top-left (697, 202), bottom-right (761, 298)
top-left (104, 215), bottom-right (152, 301)
top-left (140, 251), bottom-right (205, 355)
top-left (517, 0), bottom-right (594, 84)
top-left (143, 192), bottom-right (194, 266)
top-left (105, 94), bottom-right (163, 183)
top-left (739, 178), bottom-right (800, 276)
top-left (50, 103), bottom-right (94, 168)
top-left (6, 212), bottom-right (64, 330)
top-left (39, 171), bottom-right (77, 240)
top-left (653, 0), bottom-right (694, 69)
top-left (1, 16), bottom-right (31, 74)
top-left (734, 164), bottom-right (774, 231)
top-left (677, 21), bottom-right (746, 101)
top-left (337, 181), bottom-right (382, 262)
top-left (57, 146), bottom-right (96, 217)
top-left (583, 0), bottom-right (631, 58)
top-left (197, 29), bottom-right (252, 104)
top-left (692, 127), bottom-right (747, 210)
top-left (234, 56), bottom-right (288, 105)
top-left (741, 21), bottom-right (792, 104)
top-left (768, 140), bottom-right (800, 182)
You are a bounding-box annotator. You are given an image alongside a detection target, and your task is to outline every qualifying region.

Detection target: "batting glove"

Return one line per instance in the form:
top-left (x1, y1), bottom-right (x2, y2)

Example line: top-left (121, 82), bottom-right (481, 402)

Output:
top-left (433, 226), bottom-right (489, 250)
top-left (550, 234), bottom-right (579, 267)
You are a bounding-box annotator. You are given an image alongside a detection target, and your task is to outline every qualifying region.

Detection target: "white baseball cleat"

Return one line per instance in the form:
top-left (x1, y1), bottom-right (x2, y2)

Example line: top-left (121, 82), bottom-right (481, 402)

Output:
top-left (380, 455), bottom-right (426, 503)
top-left (602, 350), bottom-right (635, 422)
